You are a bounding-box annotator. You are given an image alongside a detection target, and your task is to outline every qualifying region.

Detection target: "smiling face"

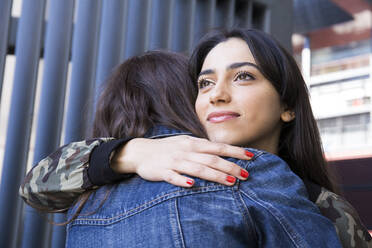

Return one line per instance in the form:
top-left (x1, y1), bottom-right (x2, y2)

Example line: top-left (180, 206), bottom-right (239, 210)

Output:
top-left (195, 37), bottom-right (293, 154)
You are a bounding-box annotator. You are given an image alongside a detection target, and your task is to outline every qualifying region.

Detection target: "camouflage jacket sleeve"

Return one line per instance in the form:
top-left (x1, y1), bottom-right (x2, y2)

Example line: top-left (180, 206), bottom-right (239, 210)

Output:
top-left (316, 187), bottom-right (372, 248)
top-left (19, 138), bottom-right (114, 213)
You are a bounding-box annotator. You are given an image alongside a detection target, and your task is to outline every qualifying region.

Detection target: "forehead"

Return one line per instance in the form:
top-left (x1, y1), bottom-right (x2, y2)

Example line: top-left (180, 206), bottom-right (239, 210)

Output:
top-left (201, 37), bottom-right (255, 71)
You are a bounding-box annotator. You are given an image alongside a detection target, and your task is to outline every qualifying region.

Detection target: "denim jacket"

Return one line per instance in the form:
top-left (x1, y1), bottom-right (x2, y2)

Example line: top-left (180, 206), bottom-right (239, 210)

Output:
top-left (66, 126), bottom-right (341, 248)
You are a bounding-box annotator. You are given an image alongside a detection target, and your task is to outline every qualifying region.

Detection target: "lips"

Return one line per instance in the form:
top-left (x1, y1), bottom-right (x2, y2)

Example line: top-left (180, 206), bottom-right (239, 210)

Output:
top-left (207, 111), bottom-right (240, 123)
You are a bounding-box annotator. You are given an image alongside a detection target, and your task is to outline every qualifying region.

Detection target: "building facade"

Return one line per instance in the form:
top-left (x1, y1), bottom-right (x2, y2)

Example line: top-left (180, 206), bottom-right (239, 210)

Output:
top-left (293, 0), bottom-right (372, 230)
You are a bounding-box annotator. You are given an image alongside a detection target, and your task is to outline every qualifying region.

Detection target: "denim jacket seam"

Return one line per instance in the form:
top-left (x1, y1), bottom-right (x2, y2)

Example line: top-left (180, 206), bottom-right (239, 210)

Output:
top-left (245, 150), bottom-right (265, 164)
top-left (70, 185), bottom-right (228, 225)
top-left (250, 150), bottom-right (265, 158)
top-left (232, 188), bottom-right (258, 239)
top-left (173, 198), bottom-right (186, 248)
top-left (239, 190), bottom-right (307, 248)
top-left (234, 150), bottom-right (265, 171)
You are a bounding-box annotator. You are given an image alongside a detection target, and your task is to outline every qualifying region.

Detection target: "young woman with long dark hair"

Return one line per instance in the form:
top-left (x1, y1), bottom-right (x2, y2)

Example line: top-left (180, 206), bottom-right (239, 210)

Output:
top-left (65, 49), bottom-right (342, 247)
top-left (21, 29), bottom-right (371, 247)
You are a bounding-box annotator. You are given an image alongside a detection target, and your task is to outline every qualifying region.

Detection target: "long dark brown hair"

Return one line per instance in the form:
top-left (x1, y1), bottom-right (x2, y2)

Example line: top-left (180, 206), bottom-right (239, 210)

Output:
top-left (63, 51), bottom-right (207, 224)
top-left (189, 28), bottom-right (336, 192)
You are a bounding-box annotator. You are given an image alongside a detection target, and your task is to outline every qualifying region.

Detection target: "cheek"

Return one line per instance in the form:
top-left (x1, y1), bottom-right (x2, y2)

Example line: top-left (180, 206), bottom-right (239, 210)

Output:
top-left (240, 89), bottom-right (283, 124)
top-left (264, 91), bottom-right (283, 117)
top-left (237, 89), bottom-right (265, 116)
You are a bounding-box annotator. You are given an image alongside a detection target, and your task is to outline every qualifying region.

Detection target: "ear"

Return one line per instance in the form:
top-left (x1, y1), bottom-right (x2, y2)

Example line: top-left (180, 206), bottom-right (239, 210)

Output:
top-left (281, 110), bottom-right (295, 122)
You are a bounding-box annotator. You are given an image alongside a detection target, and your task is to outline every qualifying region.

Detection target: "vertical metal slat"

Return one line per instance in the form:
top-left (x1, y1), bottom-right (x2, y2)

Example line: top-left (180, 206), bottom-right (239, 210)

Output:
top-left (149, 0), bottom-right (174, 50)
top-left (247, 0), bottom-right (253, 28)
top-left (63, 0), bottom-right (102, 144)
top-left (171, 0), bottom-right (196, 54)
top-left (193, 0), bottom-right (216, 47)
top-left (215, 0), bottom-right (235, 29)
top-left (123, 0), bottom-right (152, 59)
top-left (94, 0), bottom-right (127, 109)
top-left (0, 0), bottom-right (12, 103)
top-left (0, 1), bottom-right (46, 247)
top-left (51, 1), bottom-right (101, 246)
top-left (20, 1), bottom-right (75, 247)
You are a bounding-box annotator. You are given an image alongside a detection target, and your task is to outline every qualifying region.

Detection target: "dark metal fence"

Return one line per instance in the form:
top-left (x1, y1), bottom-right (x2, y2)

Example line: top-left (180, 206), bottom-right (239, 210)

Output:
top-left (0, 0), bottom-right (293, 247)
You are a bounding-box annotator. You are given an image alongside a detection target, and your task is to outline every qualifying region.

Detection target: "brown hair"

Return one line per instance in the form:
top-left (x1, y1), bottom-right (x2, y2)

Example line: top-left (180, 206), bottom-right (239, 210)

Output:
top-left (92, 50), bottom-right (206, 138)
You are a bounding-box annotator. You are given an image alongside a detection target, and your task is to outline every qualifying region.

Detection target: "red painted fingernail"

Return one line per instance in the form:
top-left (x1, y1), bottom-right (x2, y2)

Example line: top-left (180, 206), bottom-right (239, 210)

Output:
top-left (226, 176), bottom-right (236, 183)
top-left (245, 151), bottom-right (254, 158)
top-left (240, 169), bottom-right (249, 178)
top-left (186, 179), bottom-right (194, 186)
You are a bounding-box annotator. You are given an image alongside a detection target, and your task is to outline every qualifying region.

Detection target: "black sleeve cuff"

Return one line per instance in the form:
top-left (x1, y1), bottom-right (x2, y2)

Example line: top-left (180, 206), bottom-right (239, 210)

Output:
top-left (88, 138), bottom-right (134, 186)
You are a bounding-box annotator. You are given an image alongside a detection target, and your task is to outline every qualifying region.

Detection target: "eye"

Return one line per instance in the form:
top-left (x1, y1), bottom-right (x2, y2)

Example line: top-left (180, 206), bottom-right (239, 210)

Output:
top-left (234, 71), bottom-right (254, 81)
top-left (197, 78), bottom-right (214, 89)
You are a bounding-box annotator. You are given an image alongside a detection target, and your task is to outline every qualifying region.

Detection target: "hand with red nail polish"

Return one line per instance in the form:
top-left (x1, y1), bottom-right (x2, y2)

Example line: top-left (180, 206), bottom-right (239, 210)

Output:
top-left (240, 169), bottom-right (249, 178)
top-left (226, 175), bottom-right (236, 184)
top-left (112, 135), bottom-right (252, 188)
top-left (186, 179), bottom-right (194, 186)
top-left (245, 150), bottom-right (254, 158)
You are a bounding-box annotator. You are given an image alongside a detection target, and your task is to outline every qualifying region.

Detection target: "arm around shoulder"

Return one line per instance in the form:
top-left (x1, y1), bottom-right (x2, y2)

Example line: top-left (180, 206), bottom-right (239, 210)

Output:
top-left (19, 138), bottom-right (117, 212)
top-left (316, 187), bottom-right (372, 248)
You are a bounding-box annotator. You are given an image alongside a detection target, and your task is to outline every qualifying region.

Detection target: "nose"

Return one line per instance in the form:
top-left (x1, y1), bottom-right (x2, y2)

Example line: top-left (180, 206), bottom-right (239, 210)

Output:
top-left (209, 83), bottom-right (231, 104)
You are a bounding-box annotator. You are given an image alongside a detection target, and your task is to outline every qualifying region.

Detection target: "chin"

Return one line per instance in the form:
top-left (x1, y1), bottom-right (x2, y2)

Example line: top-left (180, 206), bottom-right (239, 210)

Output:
top-left (208, 131), bottom-right (247, 146)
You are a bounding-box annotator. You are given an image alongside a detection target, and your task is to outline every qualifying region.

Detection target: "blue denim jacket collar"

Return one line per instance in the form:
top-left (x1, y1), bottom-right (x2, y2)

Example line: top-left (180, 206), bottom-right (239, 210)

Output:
top-left (144, 125), bottom-right (192, 139)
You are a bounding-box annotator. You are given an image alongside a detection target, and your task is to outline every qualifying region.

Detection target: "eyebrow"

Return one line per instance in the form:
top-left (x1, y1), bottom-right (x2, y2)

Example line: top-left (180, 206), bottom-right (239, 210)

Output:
top-left (229, 62), bottom-right (259, 70)
top-left (198, 62), bottom-right (260, 77)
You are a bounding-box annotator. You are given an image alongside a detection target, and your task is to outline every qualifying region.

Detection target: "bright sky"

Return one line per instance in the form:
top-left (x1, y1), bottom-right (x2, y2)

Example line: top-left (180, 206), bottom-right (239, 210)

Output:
top-left (12, 0), bottom-right (22, 17)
